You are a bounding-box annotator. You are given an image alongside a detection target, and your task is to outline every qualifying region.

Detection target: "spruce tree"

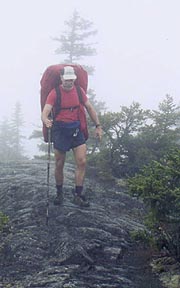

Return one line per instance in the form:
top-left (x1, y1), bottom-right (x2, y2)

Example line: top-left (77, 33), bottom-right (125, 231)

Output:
top-left (0, 102), bottom-right (25, 161)
top-left (53, 9), bottom-right (97, 74)
top-left (11, 101), bottom-right (25, 160)
top-left (0, 118), bottom-right (13, 161)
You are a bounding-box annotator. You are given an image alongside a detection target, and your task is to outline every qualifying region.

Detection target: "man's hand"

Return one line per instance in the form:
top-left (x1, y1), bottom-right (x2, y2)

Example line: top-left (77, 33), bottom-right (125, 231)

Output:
top-left (41, 104), bottom-right (53, 128)
top-left (95, 126), bottom-right (103, 141)
top-left (44, 118), bottom-right (53, 128)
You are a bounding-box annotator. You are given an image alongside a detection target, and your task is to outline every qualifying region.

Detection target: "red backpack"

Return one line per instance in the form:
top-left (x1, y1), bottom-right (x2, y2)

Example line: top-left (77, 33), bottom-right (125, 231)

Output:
top-left (40, 64), bottom-right (88, 142)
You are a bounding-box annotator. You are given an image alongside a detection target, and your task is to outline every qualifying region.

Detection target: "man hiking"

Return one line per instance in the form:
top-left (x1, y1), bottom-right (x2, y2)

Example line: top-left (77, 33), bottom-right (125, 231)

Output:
top-left (41, 66), bottom-right (102, 207)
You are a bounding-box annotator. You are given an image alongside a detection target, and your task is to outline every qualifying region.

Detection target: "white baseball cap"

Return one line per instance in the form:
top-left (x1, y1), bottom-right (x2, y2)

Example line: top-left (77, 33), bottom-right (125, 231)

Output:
top-left (60, 66), bottom-right (77, 80)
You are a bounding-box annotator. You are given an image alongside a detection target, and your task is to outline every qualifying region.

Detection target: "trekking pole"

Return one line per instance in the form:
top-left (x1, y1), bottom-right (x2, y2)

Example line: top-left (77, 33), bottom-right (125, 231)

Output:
top-left (93, 137), bottom-right (99, 153)
top-left (46, 127), bottom-right (51, 226)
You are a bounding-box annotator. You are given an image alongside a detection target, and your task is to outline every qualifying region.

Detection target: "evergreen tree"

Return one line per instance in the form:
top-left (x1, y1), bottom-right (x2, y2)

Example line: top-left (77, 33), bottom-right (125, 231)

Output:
top-left (153, 94), bottom-right (179, 133)
top-left (139, 95), bottom-right (180, 162)
top-left (53, 9), bottom-right (97, 74)
top-left (89, 102), bottom-right (150, 178)
top-left (0, 118), bottom-right (13, 161)
top-left (11, 102), bottom-right (25, 160)
top-left (128, 148), bottom-right (180, 258)
top-left (0, 102), bottom-right (25, 161)
top-left (89, 95), bottom-right (180, 179)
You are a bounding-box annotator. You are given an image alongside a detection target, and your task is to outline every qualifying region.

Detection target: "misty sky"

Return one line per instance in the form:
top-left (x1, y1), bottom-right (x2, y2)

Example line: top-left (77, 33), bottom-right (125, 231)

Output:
top-left (0, 0), bottom-right (180, 156)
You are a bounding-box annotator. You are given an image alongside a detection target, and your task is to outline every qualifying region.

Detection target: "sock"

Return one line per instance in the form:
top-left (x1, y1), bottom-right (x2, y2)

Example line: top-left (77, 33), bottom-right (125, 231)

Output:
top-left (75, 186), bottom-right (83, 195)
top-left (56, 185), bottom-right (63, 194)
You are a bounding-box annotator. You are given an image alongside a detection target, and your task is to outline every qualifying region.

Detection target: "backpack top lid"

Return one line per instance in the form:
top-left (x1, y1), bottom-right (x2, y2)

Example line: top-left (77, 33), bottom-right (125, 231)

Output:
top-left (40, 64), bottom-right (88, 111)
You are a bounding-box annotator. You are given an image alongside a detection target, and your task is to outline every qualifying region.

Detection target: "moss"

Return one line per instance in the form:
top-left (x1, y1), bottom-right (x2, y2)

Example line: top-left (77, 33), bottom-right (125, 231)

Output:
top-left (130, 229), bottom-right (156, 247)
top-left (161, 274), bottom-right (180, 288)
top-left (0, 211), bottom-right (9, 232)
top-left (151, 257), bottom-right (180, 288)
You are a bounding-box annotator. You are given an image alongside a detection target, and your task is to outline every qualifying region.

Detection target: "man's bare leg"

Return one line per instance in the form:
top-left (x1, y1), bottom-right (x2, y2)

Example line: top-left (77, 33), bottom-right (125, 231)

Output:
top-left (54, 149), bottom-right (66, 185)
top-left (54, 149), bottom-right (66, 205)
top-left (73, 144), bottom-right (87, 186)
top-left (73, 144), bottom-right (89, 207)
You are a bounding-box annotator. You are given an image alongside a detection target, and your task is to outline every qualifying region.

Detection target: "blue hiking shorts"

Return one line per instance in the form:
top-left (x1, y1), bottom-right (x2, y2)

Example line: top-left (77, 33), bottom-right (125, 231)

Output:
top-left (52, 121), bottom-right (86, 152)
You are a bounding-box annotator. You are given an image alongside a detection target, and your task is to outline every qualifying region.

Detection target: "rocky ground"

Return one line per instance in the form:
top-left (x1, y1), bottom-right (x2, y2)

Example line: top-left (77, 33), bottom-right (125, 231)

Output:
top-left (0, 160), bottom-right (165, 288)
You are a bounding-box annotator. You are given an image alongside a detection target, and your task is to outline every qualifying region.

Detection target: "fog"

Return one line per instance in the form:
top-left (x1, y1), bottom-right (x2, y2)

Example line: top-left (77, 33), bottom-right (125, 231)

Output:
top-left (0, 0), bottom-right (180, 157)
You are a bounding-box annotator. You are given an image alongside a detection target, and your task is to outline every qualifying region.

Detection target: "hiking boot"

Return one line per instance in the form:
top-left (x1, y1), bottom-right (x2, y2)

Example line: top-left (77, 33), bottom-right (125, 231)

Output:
top-left (53, 193), bottom-right (63, 206)
top-left (73, 193), bottom-right (90, 208)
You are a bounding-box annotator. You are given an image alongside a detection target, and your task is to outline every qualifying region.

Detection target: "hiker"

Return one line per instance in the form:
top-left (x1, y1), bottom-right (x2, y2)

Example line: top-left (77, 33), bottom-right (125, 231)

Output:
top-left (41, 66), bottom-right (102, 207)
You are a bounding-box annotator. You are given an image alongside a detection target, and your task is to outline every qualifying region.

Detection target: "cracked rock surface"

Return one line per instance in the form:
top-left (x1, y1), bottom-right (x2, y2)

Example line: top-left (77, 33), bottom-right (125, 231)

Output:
top-left (0, 161), bottom-right (163, 288)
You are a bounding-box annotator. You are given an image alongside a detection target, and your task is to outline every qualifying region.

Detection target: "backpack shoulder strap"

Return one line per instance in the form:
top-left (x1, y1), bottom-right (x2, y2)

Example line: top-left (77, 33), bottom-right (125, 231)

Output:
top-left (54, 86), bottom-right (61, 118)
top-left (54, 85), bottom-right (84, 119)
top-left (75, 85), bottom-right (83, 104)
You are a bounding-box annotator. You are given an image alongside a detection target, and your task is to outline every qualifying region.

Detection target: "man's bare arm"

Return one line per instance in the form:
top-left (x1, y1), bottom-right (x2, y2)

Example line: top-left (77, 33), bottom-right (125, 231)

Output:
top-left (84, 100), bottom-right (102, 140)
top-left (41, 104), bottom-right (53, 128)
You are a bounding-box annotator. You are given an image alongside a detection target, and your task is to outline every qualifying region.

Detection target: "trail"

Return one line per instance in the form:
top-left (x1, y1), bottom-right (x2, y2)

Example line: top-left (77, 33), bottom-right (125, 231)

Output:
top-left (0, 161), bottom-right (164, 288)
